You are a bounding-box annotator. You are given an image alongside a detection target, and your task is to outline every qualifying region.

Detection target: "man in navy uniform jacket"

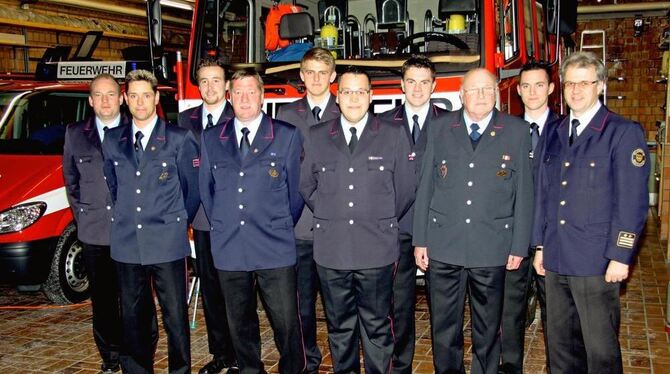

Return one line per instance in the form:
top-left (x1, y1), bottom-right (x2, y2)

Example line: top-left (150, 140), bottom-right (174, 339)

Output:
top-left (499, 61), bottom-right (561, 374)
top-left (300, 67), bottom-right (415, 374)
top-left (102, 69), bottom-right (199, 374)
top-left (275, 47), bottom-right (340, 373)
top-left (199, 69), bottom-right (305, 374)
top-left (377, 55), bottom-right (446, 374)
top-left (177, 57), bottom-right (238, 374)
top-left (63, 73), bottom-right (125, 373)
top-left (532, 52), bottom-right (649, 374)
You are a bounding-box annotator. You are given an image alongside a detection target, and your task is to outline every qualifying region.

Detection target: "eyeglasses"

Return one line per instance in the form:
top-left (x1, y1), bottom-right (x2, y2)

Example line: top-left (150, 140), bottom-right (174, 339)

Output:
top-left (338, 89), bottom-right (370, 97)
top-left (462, 86), bottom-right (496, 97)
top-left (563, 80), bottom-right (599, 90)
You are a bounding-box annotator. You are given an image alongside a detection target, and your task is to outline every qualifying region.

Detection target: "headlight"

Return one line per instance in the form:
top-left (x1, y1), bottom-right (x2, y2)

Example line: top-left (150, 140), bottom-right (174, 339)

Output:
top-left (0, 202), bottom-right (47, 234)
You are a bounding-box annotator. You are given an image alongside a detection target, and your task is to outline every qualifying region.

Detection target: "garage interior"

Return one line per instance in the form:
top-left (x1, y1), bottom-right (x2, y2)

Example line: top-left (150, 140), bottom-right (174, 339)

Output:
top-left (0, 0), bottom-right (668, 373)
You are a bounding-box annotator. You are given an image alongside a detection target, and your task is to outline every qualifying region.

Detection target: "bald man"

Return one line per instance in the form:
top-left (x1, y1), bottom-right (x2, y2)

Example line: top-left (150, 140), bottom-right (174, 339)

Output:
top-left (413, 68), bottom-right (534, 374)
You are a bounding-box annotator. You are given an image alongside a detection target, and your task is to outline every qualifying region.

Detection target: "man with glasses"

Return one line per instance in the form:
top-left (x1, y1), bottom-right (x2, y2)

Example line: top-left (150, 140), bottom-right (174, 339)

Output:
top-left (532, 51), bottom-right (649, 374)
top-left (300, 66), bottom-right (415, 373)
top-left (276, 47), bottom-right (340, 373)
top-left (378, 55), bottom-right (446, 374)
top-left (413, 68), bottom-right (533, 374)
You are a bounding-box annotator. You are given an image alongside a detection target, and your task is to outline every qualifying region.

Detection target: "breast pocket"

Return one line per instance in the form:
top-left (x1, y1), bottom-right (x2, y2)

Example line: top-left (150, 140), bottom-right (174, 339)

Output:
top-left (314, 161), bottom-right (338, 194)
top-left (211, 161), bottom-right (232, 191)
top-left (367, 159), bottom-right (394, 194)
top-left (578, 156), bottom-right (609, 189)
top-left (261, 157), bottom-right (286, 191)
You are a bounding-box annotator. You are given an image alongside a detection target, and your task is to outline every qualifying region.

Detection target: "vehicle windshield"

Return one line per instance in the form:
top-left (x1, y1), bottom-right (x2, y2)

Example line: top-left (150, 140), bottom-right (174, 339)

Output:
top-left (0, 91), bottom-right (90, 155)
top-left (191, 0), bottom-right (482, 84)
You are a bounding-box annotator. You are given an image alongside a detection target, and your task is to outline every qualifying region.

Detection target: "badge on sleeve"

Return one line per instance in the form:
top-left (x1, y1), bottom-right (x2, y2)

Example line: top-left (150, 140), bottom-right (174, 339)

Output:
top-left (616, 231), bottom-right (636, 249)
top-left (631, 148), bottom-right (646, 167)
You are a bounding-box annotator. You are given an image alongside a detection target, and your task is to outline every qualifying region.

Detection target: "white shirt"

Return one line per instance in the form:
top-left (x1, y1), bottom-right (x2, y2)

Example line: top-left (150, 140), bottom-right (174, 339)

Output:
top-left (95, 114), bottom-right (121, 142)
top-left (307, 93), bottom-right (331, 113)
top-left (570, 101), bottom-right (602, 137)
top-left (234, 113), bottom-right (263, 147)
top-left (202, 102), bottom-right (227, 129)
top-left (404, 103), bottom-right (430, 132)
top-left (525, 108), bottom-right (550, 136)
top-left (341, 113), bottom-right (369, 145)
top-left (131, 115), bottom-right (158, 150)
top-left (463, 110), bottom-right (493, 137)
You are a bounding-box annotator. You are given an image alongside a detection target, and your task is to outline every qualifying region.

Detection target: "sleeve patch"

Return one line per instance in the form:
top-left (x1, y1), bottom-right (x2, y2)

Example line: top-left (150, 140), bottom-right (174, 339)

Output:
top-left (616, 231), bottom-right (636, 249)
top-left (631, 148), bottom-right (646, 167)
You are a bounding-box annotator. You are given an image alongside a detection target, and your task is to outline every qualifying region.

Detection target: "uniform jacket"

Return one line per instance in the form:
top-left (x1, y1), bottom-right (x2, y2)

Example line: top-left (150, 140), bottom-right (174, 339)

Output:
top-left (377, 103), bottom-right (447, 235)
top-left (276, 95), bottom-right (340, 241)
top-left (531, 106), bottom-right (649, 276)
top-left (526, 110), bottom-right (562, 177)
top-left (413, 108), bottom-right (534, 267)
top-left (102, 118), bottom-right (200, 265)
top-left (63, 116), bottom-right (128, 245)
top-left (177, 102), bottom-right (235, 231)
top-left (300, 114), bottom-right (415, 270)
top-left (199, 113), bottom-right (304, 271)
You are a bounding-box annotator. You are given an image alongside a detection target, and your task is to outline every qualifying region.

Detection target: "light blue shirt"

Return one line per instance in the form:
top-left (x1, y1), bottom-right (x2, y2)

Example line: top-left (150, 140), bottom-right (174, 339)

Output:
top-left (95, 114), bottom-right (121, 142)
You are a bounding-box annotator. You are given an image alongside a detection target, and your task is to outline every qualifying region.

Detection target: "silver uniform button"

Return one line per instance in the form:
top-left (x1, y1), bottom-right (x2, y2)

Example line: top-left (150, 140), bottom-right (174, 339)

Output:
top-left (111, 217), bottom-right (114, 222)
top-left (348, 185), bottom-right (354, 190)
top-left (114, 161), bottom-right (119, 166)
top-left (564, 162), bottom-right (570, 167)
top-left (177, 217), bottom-right (180, 222)
top-left (560, 200), bottom-right (566, 206)
top-left (590, 161), bottom-right (596, 167)
top-left (322, 167), bottom-right (326, 172)
top-left (213, 165), bottom-right (217, 169)
top-left (240, 220), bottom-right (245, 225)
top-left (348, 202), bottom-right (354, 207)
top-left (349, 219), bottom-right (354, 225)
top-left (432, 217), bottom-right (437, 222)
top-left (271, 162), bottom-right (276, 167)
top-left (80, 208), bottom-right (84, 212)
top-left (136, 189), bottom-right (141, 194)
top-left (238, 188), bottom-right (243, 193)
top-left (466, 200), bottom-right (472, 205)
top-left (467, 181), bottom-right (473, 187)
top-left (560, 219), bottom-right (566, 225)
top-left (79, 158), bottom-right (83, 163)
top-left (162, 162), bottom-right (167, 167)
top-left (504, 224), bottom-right (509, 229)
top-left (137, 224), bottom-right (142, 229)
top-left (136, 171), bottom-right (141, 176)
top-left (561, 181), bottom-right (567, 186)
top-left (136, 207), bottom-right (141, 212)
top-left (501, 163), bottom-right (506, 169)
top-left (106, 206), bottom-right (111, 210)
top-left (239, 171), bottom-right (245, 177)
top-left (379, 166), bottom-right (384, 171)
top-left (442, 160), bottom-right (446, 164)
top-left (465, 218), bottom-right (471, 224)
top-left (238, 204), bottom-right (244, 210)
top-left (348, 167), bottom-right (354, 173)
top-left (316, 223), bottom-right (321, 228)
top-left (469, 162), bottom-right (474, 168)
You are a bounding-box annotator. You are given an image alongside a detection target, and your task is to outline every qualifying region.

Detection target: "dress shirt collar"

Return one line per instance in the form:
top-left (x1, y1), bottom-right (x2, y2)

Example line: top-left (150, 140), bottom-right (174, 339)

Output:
top-left (569, 101), bottom-right (601, 137)
top-left (525, 108), bottom-right (550, 135)
top-left (234, 112), bottom-right (264, 145)
top-left (95, 114), bottom-right (121, 141)
top-left (202, 102), bottom-right (227, 129)
top-left (463, 110), bottom-right (493, 135)
top-left (341, 113), bottom-right (369, 144)
top-left (404, 103), bottom-right (430, 131)
top-left (131, 115), bottom-right (158, 150)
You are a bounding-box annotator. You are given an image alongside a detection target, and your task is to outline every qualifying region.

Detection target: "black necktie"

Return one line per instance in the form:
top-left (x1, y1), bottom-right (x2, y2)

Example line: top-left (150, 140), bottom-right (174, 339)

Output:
top-left (312, 106), bottom-right (321, 122)
top-left (412, 114), bottom-right (420, 145)
top-left (134, 131), bottom-right (144, 164)
top-left (349, 127), bottom-right (358, 153)
top-left (101, 126), bottom-right (109, 141)
top-left (470, 123), bottom-right (481, 142)
top-left (530, 122), bottom-right (540, 150)
top-left (569, 119), bottom-right (580, 146)
top-left (206, 113), bottom-right (214, 129)
top-left (240, 127), bottom-right (251, 158)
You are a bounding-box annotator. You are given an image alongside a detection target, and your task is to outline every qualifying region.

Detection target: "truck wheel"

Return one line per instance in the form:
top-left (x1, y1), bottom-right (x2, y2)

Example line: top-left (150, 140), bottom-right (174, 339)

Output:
top-left (43, 223), bottom-right (89, 304)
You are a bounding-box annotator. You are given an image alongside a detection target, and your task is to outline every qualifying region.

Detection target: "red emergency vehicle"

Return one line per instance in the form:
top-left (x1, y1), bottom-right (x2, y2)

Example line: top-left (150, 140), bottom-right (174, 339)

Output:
top-left (178, 0), bottom-right (576, 116)
top-left (0, 70), bottom-right (179, 304)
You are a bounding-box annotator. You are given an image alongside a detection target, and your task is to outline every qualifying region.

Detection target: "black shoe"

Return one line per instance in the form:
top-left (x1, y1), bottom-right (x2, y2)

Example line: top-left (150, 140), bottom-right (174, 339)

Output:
top-left (199, 358), bottom-right (237, 374)
top-left (101, 362), bottom-right (120, 373)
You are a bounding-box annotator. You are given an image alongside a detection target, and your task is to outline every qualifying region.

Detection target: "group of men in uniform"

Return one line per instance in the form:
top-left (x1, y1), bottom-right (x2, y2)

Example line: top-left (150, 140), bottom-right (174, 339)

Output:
top-left (62, 47), bottom-right (648, 374)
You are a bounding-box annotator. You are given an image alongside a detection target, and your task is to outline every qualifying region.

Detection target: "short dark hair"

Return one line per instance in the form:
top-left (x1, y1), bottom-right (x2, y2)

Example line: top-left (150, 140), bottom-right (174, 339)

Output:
top-left (337, 66), bottom-right (371, 89)
top-left (125, 69), bottom-right (158, 93)
top-left (196, 57), bottom-right (226, 81)
top-left (519, 60), bottom-right (552, 82)
top-left (401, 55), bottom-right (436, 81)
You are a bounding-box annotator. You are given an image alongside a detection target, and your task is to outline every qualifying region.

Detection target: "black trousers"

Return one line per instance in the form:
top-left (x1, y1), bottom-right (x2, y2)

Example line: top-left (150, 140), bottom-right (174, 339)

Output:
top-left (193, 229), bottom-right (236, 364)
top-left (82, 243), bottom-right (122, 365)
top-left (218, 266), bottom-right (304, 374)
top-left (295, 239), bottom-right (322, 373)
top-left (545, 271), bottom-right (622, 374)
top-left (392, 234), bottom-right (417, 374)
top-left (317, 263), bottom-right (395, 374)
top-left (500, 252), bottom-right (531, 373)
top-left (428, 260), bottom-right (505, 374)
top-left (116, 258), bottom-right (190, 374)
